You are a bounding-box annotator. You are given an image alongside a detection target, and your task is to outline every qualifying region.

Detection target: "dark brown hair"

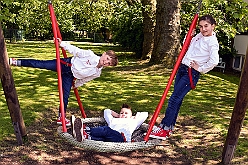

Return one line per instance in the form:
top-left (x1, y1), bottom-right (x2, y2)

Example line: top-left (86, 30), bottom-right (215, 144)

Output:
top-left (121, 103), bottom-right (131, 110)
top-left (106, 50), bottom-right (118, 66)
top-left (199, 15), bottom-right (217, 25)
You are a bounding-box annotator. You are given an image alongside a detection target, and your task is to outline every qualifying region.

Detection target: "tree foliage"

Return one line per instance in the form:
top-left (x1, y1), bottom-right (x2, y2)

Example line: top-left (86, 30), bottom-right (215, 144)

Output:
top-left (71, 0), bottom-right (113, 32)
top-left (0, 0), bottom-right (20, 28)
top-left (109, 0), bottom-right (144, 57)
top-left (16, 0), bottom-right (74, 40)
top-left (181, 0), bottom-right (248, 57)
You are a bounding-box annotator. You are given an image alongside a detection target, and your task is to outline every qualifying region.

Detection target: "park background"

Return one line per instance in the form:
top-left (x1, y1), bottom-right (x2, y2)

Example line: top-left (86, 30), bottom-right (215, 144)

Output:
top-left (0, 0), bottom-right (248, 164)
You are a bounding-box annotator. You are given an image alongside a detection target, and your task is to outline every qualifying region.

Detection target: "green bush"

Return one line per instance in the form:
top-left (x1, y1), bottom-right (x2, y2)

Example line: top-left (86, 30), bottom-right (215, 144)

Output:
top-left (109, 3), bottom-right (143, 58)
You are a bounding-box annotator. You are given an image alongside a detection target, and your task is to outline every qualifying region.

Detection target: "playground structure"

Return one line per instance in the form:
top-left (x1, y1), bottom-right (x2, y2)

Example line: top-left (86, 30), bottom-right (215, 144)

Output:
top-left (0, 26), bottom-right (27, 145)
top-left (0, 0), bottom-right (247, 163)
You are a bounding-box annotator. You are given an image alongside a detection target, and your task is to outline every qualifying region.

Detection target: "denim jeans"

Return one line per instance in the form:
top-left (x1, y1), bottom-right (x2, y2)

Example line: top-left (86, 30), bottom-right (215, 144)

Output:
top-left (20, 58), bottom-right (74, 114)
top-left (88, 126), bottom-right (125, 142)
top-left (160, 64), bottom-right (200, 130)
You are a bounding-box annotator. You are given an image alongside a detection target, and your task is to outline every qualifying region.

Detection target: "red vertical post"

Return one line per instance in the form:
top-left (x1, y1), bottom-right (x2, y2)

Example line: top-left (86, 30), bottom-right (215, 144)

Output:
top-left (48, 0), bottom-right (86, 120)
top-left (55, 21), bottom-right (86, 118)
top-left (144, 13), bottom-right (199, 142)
top-left (73, 88), bottom-right (86, 118)
top-left (48, 0), bottom-right (67, 132)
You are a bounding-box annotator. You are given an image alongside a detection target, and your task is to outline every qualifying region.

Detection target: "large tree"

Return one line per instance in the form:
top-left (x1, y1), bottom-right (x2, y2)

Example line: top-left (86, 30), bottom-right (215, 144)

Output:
top-left (141, 0), bottom-right (156, 60)
top-left (149, 0), bottom-right (181, 68)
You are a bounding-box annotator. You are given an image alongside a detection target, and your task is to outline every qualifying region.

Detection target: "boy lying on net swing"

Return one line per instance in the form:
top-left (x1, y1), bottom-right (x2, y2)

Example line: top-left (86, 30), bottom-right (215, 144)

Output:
top-left (71, 103), bottom-right (148, 142)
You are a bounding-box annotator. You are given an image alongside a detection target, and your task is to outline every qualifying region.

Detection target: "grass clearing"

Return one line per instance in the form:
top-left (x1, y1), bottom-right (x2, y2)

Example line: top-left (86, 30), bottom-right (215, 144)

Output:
top-left (0, 41), bottom-right (247, 164)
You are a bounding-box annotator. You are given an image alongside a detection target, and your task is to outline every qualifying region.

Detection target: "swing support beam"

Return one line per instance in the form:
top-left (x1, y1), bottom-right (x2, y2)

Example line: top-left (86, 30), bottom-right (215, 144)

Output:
top-left (48, 0), bottom-right (67, 132)
top-left (0, 24), bottom-right (27, 145)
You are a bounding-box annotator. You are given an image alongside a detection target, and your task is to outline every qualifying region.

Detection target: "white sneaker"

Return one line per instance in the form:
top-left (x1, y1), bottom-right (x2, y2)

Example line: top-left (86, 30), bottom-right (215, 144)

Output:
top-left (57, 117), bottom-right (71, 126)
top-left (70, 115), bottom-right (76, 137)
top-left (9, 58), bottom-right (18, 66)
top-left (74, 118), bottom-right (84, 142)
top-left (74, 118), bottom-right (88, 142)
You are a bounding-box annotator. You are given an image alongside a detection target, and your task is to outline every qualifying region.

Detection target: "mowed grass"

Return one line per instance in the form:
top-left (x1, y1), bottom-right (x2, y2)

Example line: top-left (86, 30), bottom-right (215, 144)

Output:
top-left (1, 41), bottom-right (247, 163)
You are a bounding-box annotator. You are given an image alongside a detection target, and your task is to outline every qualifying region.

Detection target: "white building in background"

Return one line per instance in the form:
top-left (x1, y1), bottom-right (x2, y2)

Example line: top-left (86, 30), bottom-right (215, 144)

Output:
top-left (233, 35), bottom-right (248, 71)
top-left (232, 0), bottom-right (248, 71)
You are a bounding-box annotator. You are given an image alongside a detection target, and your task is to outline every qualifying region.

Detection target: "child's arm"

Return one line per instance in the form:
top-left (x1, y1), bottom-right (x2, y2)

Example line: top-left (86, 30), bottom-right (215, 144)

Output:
top-left (111, 110), bottom-right (120, 118)
top-left (104, 109), bottom-right (114, 125)
top-left (133, 112), bottom-right (148, 129)
top-left (59, 41), bottom-right (92, 58)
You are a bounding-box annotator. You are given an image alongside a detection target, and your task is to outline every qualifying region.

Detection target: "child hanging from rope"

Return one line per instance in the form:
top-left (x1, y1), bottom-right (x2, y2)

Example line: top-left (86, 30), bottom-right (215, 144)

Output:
top-left (9, 39), bottom-right (118, 126)
top-left (71, 103), bottom-right (148, 142)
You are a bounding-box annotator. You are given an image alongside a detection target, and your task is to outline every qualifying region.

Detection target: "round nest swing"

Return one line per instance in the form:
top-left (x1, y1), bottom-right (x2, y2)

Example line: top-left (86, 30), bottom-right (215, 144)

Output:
top-left (57, 117), bottom-right (162, 152)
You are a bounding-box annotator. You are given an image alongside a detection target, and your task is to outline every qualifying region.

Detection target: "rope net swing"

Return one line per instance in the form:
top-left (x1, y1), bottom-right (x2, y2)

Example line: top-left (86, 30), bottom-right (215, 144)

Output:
top-left (48, 0), bottom-right (202, 152)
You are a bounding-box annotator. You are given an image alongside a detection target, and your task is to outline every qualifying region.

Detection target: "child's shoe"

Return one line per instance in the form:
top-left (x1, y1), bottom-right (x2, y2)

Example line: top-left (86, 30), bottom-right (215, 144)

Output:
top-left (148, 127), bottom-right (172, 140)
top-left (70, 115), bottom-right (76, 137)
top-left (57, 117), bottom-right (71, 127)
top-left (74, 118), bottom-right (88, 142)
top-left (9, 58), bottom-right (18, 66)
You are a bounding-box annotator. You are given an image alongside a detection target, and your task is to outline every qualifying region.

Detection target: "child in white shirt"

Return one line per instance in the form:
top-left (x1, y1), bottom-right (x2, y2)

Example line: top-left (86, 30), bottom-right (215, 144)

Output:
top-left (9, 39), bottom-right (118, 126)
top-left (72, 103), bottom-right (148, 142)
top-left (149, 15), bottom-right (219, 140)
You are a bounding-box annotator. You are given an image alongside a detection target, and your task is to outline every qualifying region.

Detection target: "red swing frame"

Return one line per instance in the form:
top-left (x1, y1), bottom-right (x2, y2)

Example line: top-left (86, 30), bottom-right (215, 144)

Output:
top-left (48, 0), bottom-right (86, 133)
top-left (48, 0), bottom-right (201, 139)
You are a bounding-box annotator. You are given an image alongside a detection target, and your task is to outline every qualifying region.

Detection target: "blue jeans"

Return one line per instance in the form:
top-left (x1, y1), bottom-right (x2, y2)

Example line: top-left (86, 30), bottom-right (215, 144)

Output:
top-left (20, 58), bottom-right (74, 114)
top-left (88, 126), bottom-right (125, 142)
top-left (160, 64), bottom-right (200, 130)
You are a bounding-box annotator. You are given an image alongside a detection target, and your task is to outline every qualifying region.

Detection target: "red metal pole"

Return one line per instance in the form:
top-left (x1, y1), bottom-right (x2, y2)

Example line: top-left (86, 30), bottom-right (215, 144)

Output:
top-left (48, 0), bottom-right (67, 132)
top-left (52, 10), bottom-right (86, 118)
top-left (144, 13), bottom-right (199, 142)
top-left (73, 88), bottom-right (86, 118)
top-left (48, 1), bottom-right (86, 120)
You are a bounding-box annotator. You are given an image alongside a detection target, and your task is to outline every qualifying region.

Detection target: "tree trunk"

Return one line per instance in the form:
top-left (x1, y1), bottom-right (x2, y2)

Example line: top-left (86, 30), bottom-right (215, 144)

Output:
top-left (141, 0), bottom-right (156, 60)
top-left (222, 46), bottom-right (248, 164)
top-left (0, 23), bottom-right (27, 145)
top-left (149, 0), bottom-right (181, 68)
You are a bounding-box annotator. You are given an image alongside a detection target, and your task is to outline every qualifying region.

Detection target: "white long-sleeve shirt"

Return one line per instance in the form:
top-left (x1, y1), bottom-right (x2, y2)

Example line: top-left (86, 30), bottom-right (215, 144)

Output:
top-left (60, 41), bottom-right (102, 88)
top-left (182, 32), bottom-right (219, 74)
top-left (104, 109), bottom-right (148, 142)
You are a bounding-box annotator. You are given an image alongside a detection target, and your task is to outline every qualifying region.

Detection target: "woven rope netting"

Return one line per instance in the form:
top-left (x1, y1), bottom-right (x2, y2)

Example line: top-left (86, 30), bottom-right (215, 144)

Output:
top-left (57, 117), bottom-right (162, 152)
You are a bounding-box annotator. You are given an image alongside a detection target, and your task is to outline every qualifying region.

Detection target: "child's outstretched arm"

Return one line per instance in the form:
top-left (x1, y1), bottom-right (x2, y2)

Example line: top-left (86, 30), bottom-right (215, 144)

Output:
top-left (59, 40), bottom-right (92, 58)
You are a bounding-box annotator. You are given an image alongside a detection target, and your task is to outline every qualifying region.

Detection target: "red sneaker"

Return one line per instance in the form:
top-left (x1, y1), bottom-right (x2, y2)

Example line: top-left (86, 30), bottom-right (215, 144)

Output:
top-left (57, 117), bottom-right (71, 126)
top-left (149, 127), bottom-right (172, 140)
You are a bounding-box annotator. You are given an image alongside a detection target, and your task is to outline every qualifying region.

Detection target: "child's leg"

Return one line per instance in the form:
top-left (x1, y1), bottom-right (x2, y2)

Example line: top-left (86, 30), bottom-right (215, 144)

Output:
top-left (59, 70), bottom-right (74, 116)
top-left (160, 65), bottom-right (200, 129)
top-left (89, 126), bottom-right (125, 142)
top-left (19, 59), bottom-right (57, 71)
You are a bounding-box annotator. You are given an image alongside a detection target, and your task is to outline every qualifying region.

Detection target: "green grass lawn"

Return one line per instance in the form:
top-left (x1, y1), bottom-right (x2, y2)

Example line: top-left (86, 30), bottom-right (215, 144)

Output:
top-left (1, 41), bottom-right (247, 163)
